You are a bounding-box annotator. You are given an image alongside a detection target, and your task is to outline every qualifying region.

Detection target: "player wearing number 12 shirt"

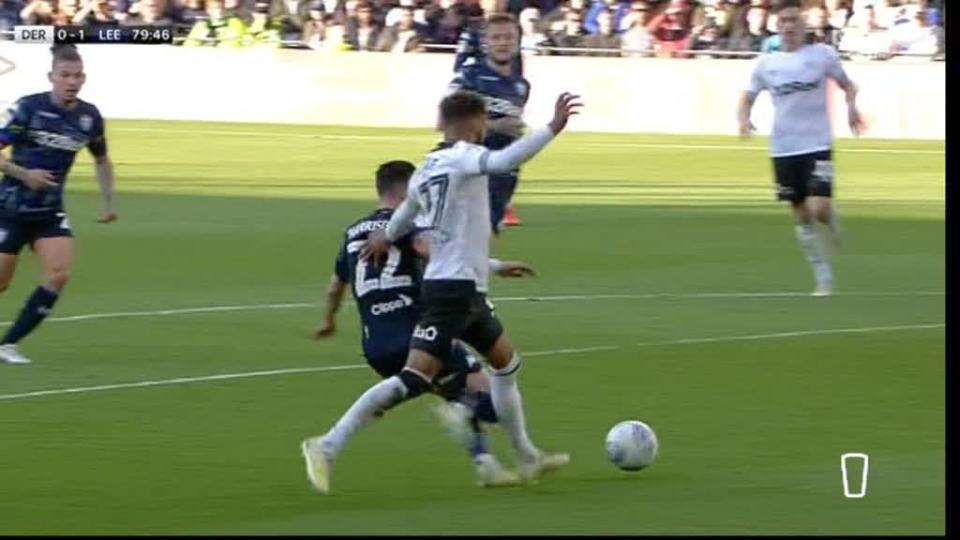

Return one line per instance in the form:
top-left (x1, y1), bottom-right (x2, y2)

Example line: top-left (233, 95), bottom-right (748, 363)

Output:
top-left (0, 45), bottom-right (118, 365)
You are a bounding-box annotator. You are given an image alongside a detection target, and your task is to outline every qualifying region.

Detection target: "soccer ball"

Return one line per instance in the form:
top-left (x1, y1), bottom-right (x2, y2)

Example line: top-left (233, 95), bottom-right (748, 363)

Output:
top-left (605, 420), bottom-right (658, 471)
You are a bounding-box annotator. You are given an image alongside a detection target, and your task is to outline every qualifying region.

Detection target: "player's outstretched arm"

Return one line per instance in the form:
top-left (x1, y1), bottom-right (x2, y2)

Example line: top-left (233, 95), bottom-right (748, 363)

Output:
top-left (316, 274), bottom-right (348, 339)
top-left (825, 47), bottom-right (865, 136)
top-left (94, 154), bottom-right (118, 223)
top-left (481, 93), bottom-right (582, 175)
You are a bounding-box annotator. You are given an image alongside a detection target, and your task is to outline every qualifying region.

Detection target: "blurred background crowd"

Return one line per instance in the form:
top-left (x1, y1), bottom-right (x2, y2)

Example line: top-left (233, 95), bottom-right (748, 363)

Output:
top-left (0, 0), bottom-right (945, 58)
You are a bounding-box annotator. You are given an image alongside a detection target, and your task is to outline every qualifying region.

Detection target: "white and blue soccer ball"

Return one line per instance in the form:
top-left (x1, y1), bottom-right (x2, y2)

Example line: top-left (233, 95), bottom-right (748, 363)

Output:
top-left (605, 420), bottom-right (659, 471)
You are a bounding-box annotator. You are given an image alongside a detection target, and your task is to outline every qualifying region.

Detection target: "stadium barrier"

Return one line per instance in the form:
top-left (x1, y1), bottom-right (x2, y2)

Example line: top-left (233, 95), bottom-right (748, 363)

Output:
top-left (0, 43), bottom-right (944, 140)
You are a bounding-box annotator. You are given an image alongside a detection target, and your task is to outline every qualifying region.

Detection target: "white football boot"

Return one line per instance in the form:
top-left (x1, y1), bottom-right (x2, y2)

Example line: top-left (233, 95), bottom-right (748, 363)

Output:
top-left (474, 454), bottom-right (520, 488)
top-left (0, 344), bottom-right (32, 365)
top-left (301, 436), bottom-right (335, 494)
top-left (518, 450), bottom-right (571, 483)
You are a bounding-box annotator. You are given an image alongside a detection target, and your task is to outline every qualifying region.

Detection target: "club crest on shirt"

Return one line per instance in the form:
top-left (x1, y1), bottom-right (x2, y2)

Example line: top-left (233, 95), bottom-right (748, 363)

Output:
top-left (515, 81), bottom-right (527, 96)
top-left (78, 114), bottom-right (93, 132)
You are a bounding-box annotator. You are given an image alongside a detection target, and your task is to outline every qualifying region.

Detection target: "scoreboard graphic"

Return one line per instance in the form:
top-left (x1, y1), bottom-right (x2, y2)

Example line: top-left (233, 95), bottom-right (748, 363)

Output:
top-left (12, 25), bottom-right (174, 45)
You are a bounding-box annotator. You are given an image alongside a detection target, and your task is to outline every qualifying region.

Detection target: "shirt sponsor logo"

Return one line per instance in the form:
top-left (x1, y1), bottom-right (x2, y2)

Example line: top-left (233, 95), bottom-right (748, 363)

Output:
top-left (413, 325), bottom-right (438, 341)
top-left (29, 130), bottom-right (86, 152)
top-left (370, 294), bottom-right (414, 316)
top-left (771, 80), bottom-right (820, 97)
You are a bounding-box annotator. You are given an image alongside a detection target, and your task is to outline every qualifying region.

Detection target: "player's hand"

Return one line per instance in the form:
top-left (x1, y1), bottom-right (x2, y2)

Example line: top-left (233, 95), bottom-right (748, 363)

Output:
top-left (738, 118), bottom-right (755, 139)
top-left (315, 317), bottom-right (336, 339)
top-left (848, 107), bottom-right (866, 137)
top-left (360, 230), bottom-right (392, 268)
top-left (496, 260), bottom-right (536, 278)
top-left (97, 210), bottom-right (118, 224)
top-left (548, 92), bottom-right (583, 134)
top-left (21, 169), bottom-right (58, 191)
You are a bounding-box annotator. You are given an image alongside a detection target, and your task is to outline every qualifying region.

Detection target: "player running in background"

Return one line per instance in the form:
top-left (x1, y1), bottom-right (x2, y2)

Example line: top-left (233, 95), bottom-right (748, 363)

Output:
top-left (450, 11), bottom-right (528, 231)
top-left (314, 159), bottom-right (537, 488)
top-left (300, 90), bottom-right (581, 494)
top-left (737, 0), bottom-right (863, 297)
top-left (0, 45), bottom-right (117, 365)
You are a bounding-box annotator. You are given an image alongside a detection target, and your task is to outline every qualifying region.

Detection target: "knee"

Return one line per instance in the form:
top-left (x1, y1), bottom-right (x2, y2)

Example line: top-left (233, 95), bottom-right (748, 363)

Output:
top-left (45, 268), bottom-right (71, 291)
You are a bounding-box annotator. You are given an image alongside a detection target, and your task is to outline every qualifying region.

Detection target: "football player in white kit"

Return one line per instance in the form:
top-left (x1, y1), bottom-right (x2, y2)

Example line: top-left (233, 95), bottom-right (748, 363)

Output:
top-left (737, 0), bottom-right (865, 296)
top-left (300, 90), bottom-right (582, 494)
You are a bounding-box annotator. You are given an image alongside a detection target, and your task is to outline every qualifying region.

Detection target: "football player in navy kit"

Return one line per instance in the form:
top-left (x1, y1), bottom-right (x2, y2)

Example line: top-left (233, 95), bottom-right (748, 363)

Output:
top-left (0, 45), bottom-right (117, 365)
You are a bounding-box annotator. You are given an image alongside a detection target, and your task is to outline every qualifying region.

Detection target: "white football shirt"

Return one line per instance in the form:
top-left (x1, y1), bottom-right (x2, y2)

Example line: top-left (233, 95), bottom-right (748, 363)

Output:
top-left (407, 141), bottom-right (496, 292)
top-left (747, 43), bottom-right (851, 158)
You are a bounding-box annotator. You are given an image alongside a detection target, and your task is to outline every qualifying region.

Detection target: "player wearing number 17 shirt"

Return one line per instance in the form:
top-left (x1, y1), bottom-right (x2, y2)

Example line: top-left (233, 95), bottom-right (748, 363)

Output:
top-left (300, 90), bottom-right (582, 495)
top-left (737, 0), bottom-right (864, 297)
top-left (0, 45), bottom-right (117, 365)
top-left (312, 160), bottom-right (538, 489)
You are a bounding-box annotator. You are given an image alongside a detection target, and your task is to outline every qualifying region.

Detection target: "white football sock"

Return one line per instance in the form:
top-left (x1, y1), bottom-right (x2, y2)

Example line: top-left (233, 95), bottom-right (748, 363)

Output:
top-left (795, 224), bottom-right (833, 285)
top-left (322, 376), bottom-right (408, 457)
top-left (490, 353), bottom-right (540, 463)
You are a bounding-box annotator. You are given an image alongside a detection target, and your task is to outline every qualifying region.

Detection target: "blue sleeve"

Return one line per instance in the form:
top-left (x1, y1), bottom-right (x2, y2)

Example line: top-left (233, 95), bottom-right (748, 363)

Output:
top-left (87, 107), bottom-right (108, 158)
top-left (334, 239), bottom-right (350, 283)
top-left (454, 29), bottom-right (481, 72)
top-left (0, 99), bottom-right (29, 147)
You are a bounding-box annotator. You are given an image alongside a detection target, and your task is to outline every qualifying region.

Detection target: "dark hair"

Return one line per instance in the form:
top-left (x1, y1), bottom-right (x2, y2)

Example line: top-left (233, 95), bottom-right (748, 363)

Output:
top-left (775, 0), bottom-right (801, 11)
top-left (50, 44), bottom-right (81, 67)
top-left (376, 160), bottom-right (416, 196)
top-left (439, 90), bottom-right (487, 124)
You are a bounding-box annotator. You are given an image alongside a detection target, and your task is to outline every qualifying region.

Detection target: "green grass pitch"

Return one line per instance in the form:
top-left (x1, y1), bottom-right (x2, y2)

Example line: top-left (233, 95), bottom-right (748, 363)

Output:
top-left (0, 121), bottom-right (944, 534)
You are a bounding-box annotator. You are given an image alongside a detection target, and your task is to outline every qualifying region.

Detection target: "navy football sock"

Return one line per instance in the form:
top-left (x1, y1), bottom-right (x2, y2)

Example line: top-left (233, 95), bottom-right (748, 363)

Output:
top-left (2, 286), bottom-right (59, 345)
top-left (473, 391), bottom-right (498, 424)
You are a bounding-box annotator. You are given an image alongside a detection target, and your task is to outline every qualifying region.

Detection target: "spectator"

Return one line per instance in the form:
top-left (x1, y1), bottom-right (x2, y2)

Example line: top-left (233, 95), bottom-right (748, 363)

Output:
top-left (20, 0), bottom-right (55, 24)
top-left (245, 0), bottom-right (283, 46)
top-left (889, 6), bottom-right (941, 55)
top-left (584, 0), bottom-right (629, 35)
top-left (839, 3), bottom-right (888, 56)
top-left (743, 0), bottom-right (767, 50)
top-left (689, 13), bottom-right (726, 55)
top-left (344, 0), bottom-right (381, 50)
top-left (124, 0), bottom-right (174, 25)
top-left (542, 0), bottom-right (584, 33)
top-left (376, 5), bottom-right (425, 50)
top-left (547, 7), bottom-right (584, 50)
top-left (619, 3), bottom-right (654, 56)
top-left (425, 0), bottom-right (471, 45)
top-left (1, 0), bottom-right (23, 35)
top-left (519, 6), bottom-right (549, 54)
top-left (183, 0), bottom-right (247, 47)
top-left (580, 7), bottom-right (620, 54)
top-left (805, 0), bottom-right (829, 43)
top-left (54, 0), bottom-right (81, 24)
top-left (619, 0), bottom-right (648, 32)
top-left (271, 0), bottom-right (313, 39)
top-left (175, 0), bottom-right (207, 26)
top-left (648, 2), bottom-right (692, 58)
top-left (302, 0), bottom-right (325, 44)
top-left (384, 0), bottom-right (414, 27)
top-left (826, 0), bottom-right (852, 46)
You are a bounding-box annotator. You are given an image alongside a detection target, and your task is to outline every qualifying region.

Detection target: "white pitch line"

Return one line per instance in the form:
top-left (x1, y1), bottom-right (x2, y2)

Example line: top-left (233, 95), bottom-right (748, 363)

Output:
top-left (112, 127), bottom-right (945, 156)
top-left (0, 322), bottom-right (943, 402)
top-left (0, 290), bottom-right (943, 327)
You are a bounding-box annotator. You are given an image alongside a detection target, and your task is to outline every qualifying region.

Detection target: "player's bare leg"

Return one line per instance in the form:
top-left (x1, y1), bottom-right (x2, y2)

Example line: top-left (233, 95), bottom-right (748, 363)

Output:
top-left (792, 203), bottom-right (833, 296)
top-left (302, 349), bottom-right (441, 494)
top-left (484, 331), bottom-right (569, 482)
top-left (0, 238), bottom-right (73, 365)
top-left (809, 196), bottom-right (841, 248)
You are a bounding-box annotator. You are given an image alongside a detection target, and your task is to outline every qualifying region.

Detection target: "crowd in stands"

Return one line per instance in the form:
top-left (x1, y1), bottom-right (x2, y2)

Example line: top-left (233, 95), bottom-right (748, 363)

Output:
top-left (0, 0), bottom-right (945, 58)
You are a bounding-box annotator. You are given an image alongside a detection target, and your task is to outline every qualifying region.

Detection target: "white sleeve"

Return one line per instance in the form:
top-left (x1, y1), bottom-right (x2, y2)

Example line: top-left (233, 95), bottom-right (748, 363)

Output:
top-left (745, 59), bottom-right (765, 99)
top-left (385, 197), bottom-right (422, 242)
top-left (823, 45), bottom-right (851, 86)
top-left (457, 126), bottom-right (556, 176)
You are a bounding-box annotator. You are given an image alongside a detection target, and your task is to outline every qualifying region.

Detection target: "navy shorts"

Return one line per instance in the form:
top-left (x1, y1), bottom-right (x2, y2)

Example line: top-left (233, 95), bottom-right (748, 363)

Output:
top-left (489, 172), bottom-right (519, 233)
top-left (0, 212), bottom-right (74, 255)
top-left (772, 150), bottom-right (834, 204)
top-left (365, 340), bottom-right (482, 402)
top-left (409, 280), bottom-right (504, 369)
